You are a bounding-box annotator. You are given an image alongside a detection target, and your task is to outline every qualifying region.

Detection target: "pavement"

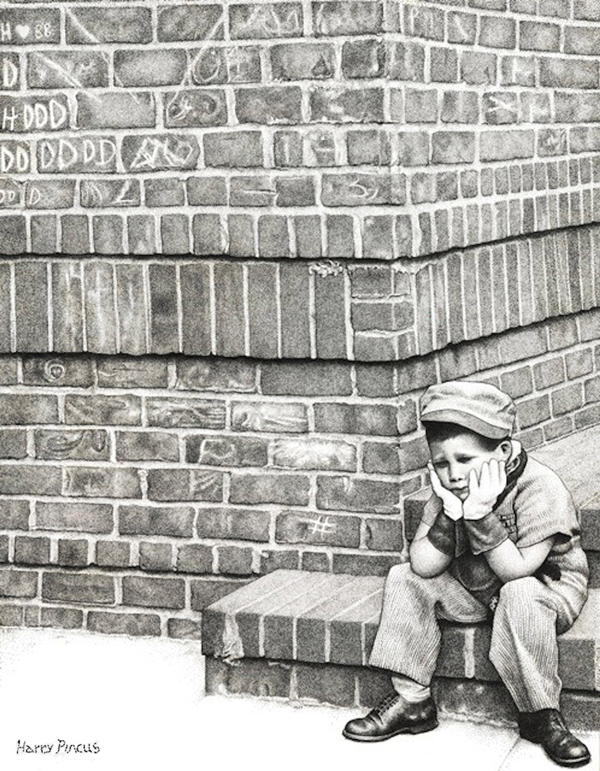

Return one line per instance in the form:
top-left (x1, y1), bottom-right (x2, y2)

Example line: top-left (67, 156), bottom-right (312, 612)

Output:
top-left (0, 628), bottom-right (597, 771)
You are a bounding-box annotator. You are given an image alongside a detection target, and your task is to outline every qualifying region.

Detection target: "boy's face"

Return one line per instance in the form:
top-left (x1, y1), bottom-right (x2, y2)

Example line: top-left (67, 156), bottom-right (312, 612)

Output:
top-left (428, 433), bottom-right (511, 501)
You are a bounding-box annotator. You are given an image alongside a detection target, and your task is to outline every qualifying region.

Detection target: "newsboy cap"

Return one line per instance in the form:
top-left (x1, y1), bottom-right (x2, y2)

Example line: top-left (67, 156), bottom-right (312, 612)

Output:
top-left (420, 381), bottom-right (516, 439)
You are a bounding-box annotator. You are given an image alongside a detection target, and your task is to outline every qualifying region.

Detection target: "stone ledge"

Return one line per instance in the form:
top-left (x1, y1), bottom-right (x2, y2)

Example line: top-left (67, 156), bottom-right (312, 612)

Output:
top-left (202, 569), bottom-right (600, 693)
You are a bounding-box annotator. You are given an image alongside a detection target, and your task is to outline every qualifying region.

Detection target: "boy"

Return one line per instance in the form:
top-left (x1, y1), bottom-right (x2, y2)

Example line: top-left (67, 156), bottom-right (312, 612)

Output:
top-left (343, 381), bottom-right (590, 767)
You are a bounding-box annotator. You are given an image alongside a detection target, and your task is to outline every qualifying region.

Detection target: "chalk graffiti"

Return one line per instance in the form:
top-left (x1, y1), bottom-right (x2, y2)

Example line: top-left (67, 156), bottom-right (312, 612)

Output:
top-left (237, 5), bottom-right (301, 37)
top-left (0, 142), bottom-right (30, 173)
top-left (127, 136), bottom-right (197, 170)
top-left (1, 97), bottom-right (68, 132)
top-left (1, 57), bottom-right (18, 88)
top-left (38, 138), bottom-right (116, 172)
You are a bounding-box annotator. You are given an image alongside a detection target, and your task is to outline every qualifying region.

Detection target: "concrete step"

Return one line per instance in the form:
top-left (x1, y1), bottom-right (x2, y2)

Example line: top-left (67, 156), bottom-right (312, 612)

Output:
top-left (202, 569), bottom-right (600, 695)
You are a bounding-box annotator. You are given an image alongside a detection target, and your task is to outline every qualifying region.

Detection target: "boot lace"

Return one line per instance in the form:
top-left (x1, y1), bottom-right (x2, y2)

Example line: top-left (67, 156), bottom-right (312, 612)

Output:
top-left (372, 693), bottom-right (402, 718)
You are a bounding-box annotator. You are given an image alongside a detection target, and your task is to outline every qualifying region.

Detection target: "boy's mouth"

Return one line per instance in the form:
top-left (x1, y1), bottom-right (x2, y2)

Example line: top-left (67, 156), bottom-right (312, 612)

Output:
top-left (452, 487), bottom-right (469, 500)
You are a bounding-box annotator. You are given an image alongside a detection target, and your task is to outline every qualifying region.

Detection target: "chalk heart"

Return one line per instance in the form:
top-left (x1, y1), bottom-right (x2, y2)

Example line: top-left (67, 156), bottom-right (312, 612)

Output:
top-left (15, 24), bottom-right (31, 39)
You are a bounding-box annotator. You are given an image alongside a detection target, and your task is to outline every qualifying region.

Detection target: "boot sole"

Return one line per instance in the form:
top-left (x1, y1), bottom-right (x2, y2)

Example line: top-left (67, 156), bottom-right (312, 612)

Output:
top-left (342, 718), bottom-right (439, 743)
top-left (519, 733), bottom-right (591, 768)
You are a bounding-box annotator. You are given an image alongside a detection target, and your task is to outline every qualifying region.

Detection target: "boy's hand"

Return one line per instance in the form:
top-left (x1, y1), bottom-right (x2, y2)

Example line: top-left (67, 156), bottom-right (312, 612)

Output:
top-left (428, 462), bottom-right (463, 521)
top-left (463, 459), bottom-right (506, 520)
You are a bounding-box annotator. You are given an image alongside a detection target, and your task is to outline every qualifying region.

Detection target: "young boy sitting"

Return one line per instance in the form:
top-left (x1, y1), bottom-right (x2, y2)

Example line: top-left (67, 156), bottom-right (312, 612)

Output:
top-left (343, 381), bottom-right (590, 767)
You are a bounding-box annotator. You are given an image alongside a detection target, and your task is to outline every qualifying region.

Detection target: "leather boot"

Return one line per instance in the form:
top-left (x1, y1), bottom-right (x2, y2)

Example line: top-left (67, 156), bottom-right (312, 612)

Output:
top-left (518, 709), bottom-right (591, 767)
top-left (342, 692), bottom-right (438, 743)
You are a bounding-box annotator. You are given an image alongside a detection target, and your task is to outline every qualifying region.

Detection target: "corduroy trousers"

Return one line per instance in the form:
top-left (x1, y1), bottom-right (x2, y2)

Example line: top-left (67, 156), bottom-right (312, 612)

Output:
top-left (369, 562), bottom-right (576, 712)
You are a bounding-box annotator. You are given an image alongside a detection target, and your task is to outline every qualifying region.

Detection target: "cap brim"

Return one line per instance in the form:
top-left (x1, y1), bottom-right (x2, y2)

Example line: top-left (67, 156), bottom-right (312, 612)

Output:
top-left (420, 409), bottom-right (509, 440)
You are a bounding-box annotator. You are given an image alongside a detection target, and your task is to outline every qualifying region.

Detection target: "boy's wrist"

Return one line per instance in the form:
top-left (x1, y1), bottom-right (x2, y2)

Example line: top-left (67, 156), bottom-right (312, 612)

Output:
top-left (464, 511), bottom-right (508, 554)
top-left (427, 509), bottom-right (456, 557)
top-left (463, 501), bottom-right (492, 520)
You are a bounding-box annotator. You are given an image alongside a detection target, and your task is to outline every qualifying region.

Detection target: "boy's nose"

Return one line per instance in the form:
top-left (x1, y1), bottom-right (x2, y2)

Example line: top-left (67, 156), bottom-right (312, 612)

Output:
top-left (448, 463), bottom-right (464, 481)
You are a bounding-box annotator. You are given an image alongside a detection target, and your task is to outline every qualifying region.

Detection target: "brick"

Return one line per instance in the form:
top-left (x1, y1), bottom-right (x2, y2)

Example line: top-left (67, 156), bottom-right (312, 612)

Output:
top-left (36, 502), bottom-right (112, 534)
top-left (123, 576), bottom-right (184, 609)
top-left (144, 179), bottom-right (185, 208)
top-left (342, 39), bottom-right (385, 79)
top-left (147, 469), bottom-right (223, 502)
top-left (161, 214), bottom-right (189, 255)
top-left (310, 87), bottom-right (383, 123)
top-left (479, 16), bottom-right (515, 48)
top-left (313, 2), bottom-right (382, 36)
top-left (148, 263), bottom-right (178, 354)
top-left (365, 519), bottom-right (403, 551)
top-left (448, 11), bottom-right (477, 45)
top-left (388, 42), bottom-right (425, 81)
top-left (236, 86), bottom-right (302, 124)
top-left (460, 52), bottom-right (497, 85)
top-left (520, 21), bottom-right (560, 51)
top-left (186, 435), bottom-right (268, 467)
top-left (77, 92), bottom-right (154, 130)
top-left (41, 607), bottom-right (83, 630)
top-left (88, 611), bottom-right (160, 636)
top-left (551, 383), bottom-right (584, 417)
top-left (34, 429), bottom-right (109, 462)
top-left (196, 507), bottom-right (270, 542)
top-left (574, 0), bottom-right (600, 19)
top-left (314, 403), bottom-right (397, 436)
top-left (30, 216), bottom-right (57, 255)
top-left (0, 395), bottom-right (58, 426)
top-left (261, 362), bottom-right (352, 395)
top-left (316, 476), bottom-right (399, 514)
top-left (39, 138), bottom-right (117, 176)
top-left (540, 59), bottom-right (599, 90)
top-left (230, 4), bottom-right (303, 39)
top-left (441, 92), bottom-right (479, 125)
top-left (43, 572), bottom-right (114, 605)
top-left (231, 401), bottom-right (308, 433)
top-left (322, 173), bottom-right (403, 206)
top-left (177, 360), bottom-right (255, 393)
top-left (27, 51), bottom-right (109, 88)
top-left (276, 510), bottom-right (360, 547)
top-left (158, 4), bottom-right (223, 42)
top-left (139, 542), bottom-right (172, 572)
top-left (518, 394), bottom-right (551, 429)
top-left (564, 27), bottom-right (600, 56)
top-left (430, 48), bottom-right (458, 83)
top-left (122, 134), bottom-right (199, 173)
top-left (116, 431), bottom-right (179, 463)
top-left (230, 473), bottom-right (310, 505)
top-left (65, 395), bottom-right (141, 426)
top-left (480, 131), bottom-right (534, 162)
top-left (0, 500), bottom-right (29, 530)
top-left (66, 7), bottom-right (152, 44)
top-left (64, 467), bottom-right (141, 499)
top-left (204, 131), bottom-right (263, 167)
top-left (57, 539), bottom-right (89, 568)
top-left (0, 570), bottom-right (37, 599)
top-left (119, 505), bottom-right (194, 538)
top-left (274, 438), bottom-right (356, 471)
top-left (97, 358), bottom-right (167, 389)
top-left (271, 42), bottom-right (335, 81)
top-left (362, 442), bottom-right (400, 475)
top-left (0, 215), bottom-right (26, 254)
top-left (258, 214), bottom-right (291, 258)
top-left (294, 215), bottom-right (323, 259)
top-left (191, 46), bottom-right (261, 85)
top-left (95, 541), bottom-right (130, 568)
top-left (177, 544), bottom-right (213, 574)
top-left (332, 553), bottom-right (398, 576)
top-left (114, 50), bottom-right (186, 87)
top-left (165, 89), bottom-right (227, 128)
top-left (217, 546), bottom-right (254, 575)
top-left (81, 179), bottom-right (140, 209)
top-left (566, 349), bottom-right (593, 379)
top-left (432, 132), bottom-right (475, 164)
top-left (280, 263), bottom-right (311, 357)
top-left (533, 357), bottom-right (565, 389)
top-left (168, 619), bottom-right (203, 640)
top-left (0, 8), bottom-right (60, 45)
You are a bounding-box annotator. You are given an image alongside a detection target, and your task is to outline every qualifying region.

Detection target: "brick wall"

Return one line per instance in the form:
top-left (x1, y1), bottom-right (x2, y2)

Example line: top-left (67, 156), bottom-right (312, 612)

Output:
top-left (1, 0), bottom-right (600, 636)
top-left (0, 308), bottom-right (598, 638)
top-left (1, 0), bottom-right (600, 261)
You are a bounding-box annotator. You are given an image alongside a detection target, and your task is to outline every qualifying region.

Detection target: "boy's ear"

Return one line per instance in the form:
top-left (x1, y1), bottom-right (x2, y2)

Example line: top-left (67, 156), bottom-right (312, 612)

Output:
top-left (498, 439), bottom-right (512, 459)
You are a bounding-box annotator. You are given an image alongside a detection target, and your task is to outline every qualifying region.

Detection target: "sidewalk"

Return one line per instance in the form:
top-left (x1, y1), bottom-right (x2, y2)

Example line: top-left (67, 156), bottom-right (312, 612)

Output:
top-left (0, 628), bottom-right (596, 771)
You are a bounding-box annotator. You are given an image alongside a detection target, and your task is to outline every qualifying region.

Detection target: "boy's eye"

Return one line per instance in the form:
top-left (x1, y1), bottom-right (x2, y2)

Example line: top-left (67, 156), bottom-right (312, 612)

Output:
top-left (457, 456), bottom-right (473, 463)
